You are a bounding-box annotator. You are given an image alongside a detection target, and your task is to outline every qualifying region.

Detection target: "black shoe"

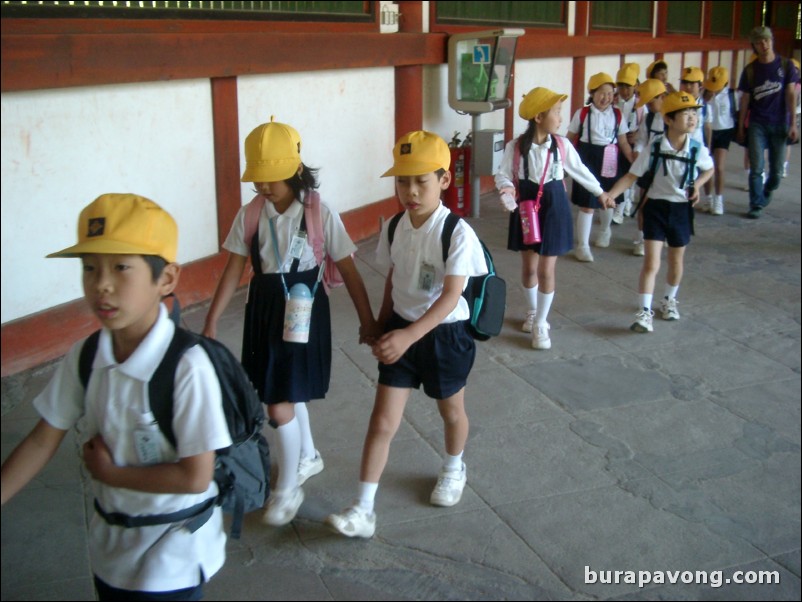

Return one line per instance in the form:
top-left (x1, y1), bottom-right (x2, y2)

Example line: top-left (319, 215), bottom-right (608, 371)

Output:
top-left (746, 207), bottom-right (762, 219)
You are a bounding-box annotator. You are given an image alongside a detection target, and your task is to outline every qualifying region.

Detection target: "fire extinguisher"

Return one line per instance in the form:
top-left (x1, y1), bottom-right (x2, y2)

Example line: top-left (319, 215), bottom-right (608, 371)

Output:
top-left (445, 132), bottom-right (471, 217)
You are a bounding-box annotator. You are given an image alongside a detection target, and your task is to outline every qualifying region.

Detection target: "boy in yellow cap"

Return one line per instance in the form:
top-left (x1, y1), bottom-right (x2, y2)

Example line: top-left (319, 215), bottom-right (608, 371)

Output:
top-left (703, 66), bottom-right (738, 214)
top-left (1, 194), bottom-right (231, 600)
top-left (326, 131), bottom-right (488, 538)
top-left (607, 92), bottom-right (714, 334)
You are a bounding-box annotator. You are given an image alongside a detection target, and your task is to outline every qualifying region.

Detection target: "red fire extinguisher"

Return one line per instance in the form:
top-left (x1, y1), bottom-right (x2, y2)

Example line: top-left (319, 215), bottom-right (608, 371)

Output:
top-left (444, 132), bottom-right (471, 217)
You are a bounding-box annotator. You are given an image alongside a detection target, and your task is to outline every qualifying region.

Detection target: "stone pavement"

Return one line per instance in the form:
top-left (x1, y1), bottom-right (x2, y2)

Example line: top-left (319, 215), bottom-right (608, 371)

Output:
top-left (2, 146), bottom-right (800, 600)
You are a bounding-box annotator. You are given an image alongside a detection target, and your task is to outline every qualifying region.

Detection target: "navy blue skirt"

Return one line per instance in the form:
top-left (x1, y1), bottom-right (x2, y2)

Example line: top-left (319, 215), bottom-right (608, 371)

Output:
top-left (241, 268), bottom-right (332, 405)
top-left (507, 179), bottom-right (573, 256)
top-left (571, 141), bottom-right (624, 208)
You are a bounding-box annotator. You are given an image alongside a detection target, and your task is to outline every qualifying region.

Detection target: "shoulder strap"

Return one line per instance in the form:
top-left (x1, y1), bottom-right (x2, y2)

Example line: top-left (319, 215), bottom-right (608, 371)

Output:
top-left (612, 107), bottom-right (622, 141)
top-left (440, 212), bottom-right (460, 265)
top-left (386, 211), bottom-right (405, 248)
top-left (304, 190), bottom-right (325, 265)
top-left (78, 330), bottom-right (101, 390)
top-left (553, 134), bottom-right (566, 164)
top-left (148, 328), bottom-right (200, 449)
top-left (578, 105), bottom-right (590, 143)
top-left (244, 195), bottom-right (265, 248)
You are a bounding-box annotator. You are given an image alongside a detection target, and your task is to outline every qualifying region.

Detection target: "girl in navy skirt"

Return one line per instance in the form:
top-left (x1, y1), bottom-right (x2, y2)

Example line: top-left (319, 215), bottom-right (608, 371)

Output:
top-left (203, 118), bottom-right (378, 527)
top-left (496, 88), bottom-right (615, 349)
top-left (567, 73), bottom-right (635, 262)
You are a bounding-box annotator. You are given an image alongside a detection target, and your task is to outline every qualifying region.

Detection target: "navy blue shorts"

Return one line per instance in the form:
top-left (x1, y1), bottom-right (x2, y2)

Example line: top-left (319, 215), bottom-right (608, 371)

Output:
top-left (642, 199), bottom-right (692, 248)
top-left (711, 128), bottom-right (735, 150)
top-left (94, 576), bottom-right (203, 601)
top-left (378, 313), bottom-right (476, 399)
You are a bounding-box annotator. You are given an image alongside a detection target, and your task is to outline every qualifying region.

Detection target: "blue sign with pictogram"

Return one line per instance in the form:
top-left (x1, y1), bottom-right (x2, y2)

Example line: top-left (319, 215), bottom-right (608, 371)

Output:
top-left (473, 44), bottom-right (491, 64)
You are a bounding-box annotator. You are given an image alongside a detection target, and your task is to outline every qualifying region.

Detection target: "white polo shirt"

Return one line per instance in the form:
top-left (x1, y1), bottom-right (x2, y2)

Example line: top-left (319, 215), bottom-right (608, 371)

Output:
top-left (568, 104), bottom-right (630, 145)
top-left (34, 305), bottom-right (231, 592)
top-left (375, 203), bottom-right (487, 323)
top-left (709, 88), bottom-right (738, 130)
top-left (629, 134), bottom-right (713, 203)
top-left (224, 191), bottom-right (357, 274)
top-left (633, 108), bottom-right (665, 154)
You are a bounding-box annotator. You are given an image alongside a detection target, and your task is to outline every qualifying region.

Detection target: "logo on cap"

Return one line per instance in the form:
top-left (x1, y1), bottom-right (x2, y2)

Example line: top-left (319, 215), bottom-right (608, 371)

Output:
top-left (400, 143), bottom-right (412, 155)
top-left (681, 94), bottom-right (691, 102)
top-left (88, 218), bottom-right (105, 238)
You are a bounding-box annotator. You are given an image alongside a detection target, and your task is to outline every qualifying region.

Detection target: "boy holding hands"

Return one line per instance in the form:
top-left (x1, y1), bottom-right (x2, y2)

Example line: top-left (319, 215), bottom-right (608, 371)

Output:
top-left (326, 131), bottom-right (487, 538)
top-left (607, 93), bottom-right (714, 333)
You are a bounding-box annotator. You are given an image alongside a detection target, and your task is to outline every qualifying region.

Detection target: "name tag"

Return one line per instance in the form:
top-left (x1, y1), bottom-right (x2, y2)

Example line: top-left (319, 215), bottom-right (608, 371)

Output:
top-left (134, 424), bottom-right (163, 465)
top-left (418, 262), bottom-right (436, 291)
top-left (289, 232), bottom-right (307, 260)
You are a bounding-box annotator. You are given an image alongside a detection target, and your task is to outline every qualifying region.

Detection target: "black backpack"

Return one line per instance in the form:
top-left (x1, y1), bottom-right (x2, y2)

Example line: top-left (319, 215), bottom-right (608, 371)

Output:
top-left (387, 211), bottom-right (506, 340)
top-left (78, 315), bottom-right (270, 540)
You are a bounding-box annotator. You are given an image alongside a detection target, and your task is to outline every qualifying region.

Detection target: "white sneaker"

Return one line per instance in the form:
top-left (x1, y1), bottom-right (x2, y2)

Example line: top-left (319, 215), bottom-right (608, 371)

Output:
top-left (630, 309), bottom-right (654, 333)
top-left (521, 310), bottom-right (537, 333)
top-left (531, 324), bottom-right (551, 350)
top-left (633, 241), bottom-right (645, 256)
top-left (783, 162), bottom-right (788, 178)
top-left (594, 228), bottom-right (611, 248)
top-left (762, 171), bottom-right (768, 184)
top-left (711, 196), bottom-right (724, 216)
top-left (704, 195), bottom-right (714, 213)
top-left (612, 203), bottom-right (625, 224)
top-left (430, 462), bottom-right (467, 507)
top-left (262, 487), bottom-right (304, 526)
top-left (326, 505), bottom-right (376, 538)
top-left (574, 246), bottom-right (594, 262)
top-left (660, 297), bottom-right (680, 321)
top-left (298, 450), bottom-right (324, 486)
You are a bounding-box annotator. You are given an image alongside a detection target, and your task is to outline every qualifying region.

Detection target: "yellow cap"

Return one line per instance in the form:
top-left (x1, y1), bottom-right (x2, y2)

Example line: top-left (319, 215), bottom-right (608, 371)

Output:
top-left (792, 58), bottom-right (800, 71)
top-left (587, 72), bottom-right (615, 92)
top-left (382, 130), bottom-right (450, 177)
top-left (635, 79), bottom-right (667, 108)
top-left (661, 91), bottom-right (702, 116)
top-left (616, 63), bottom-right (640, 86)
top-left (47, 193), bottom-right (178, 263)
top-left (646, 60), bottom-right (668, 78)
top-left (241, 117), bottom-right (302, 182)
top-left (703, 66), bottom-right (729, 92)
top-left (519, 87), bottom-right (568, 120)
top-left (680, 66), bottom-right (704, 83)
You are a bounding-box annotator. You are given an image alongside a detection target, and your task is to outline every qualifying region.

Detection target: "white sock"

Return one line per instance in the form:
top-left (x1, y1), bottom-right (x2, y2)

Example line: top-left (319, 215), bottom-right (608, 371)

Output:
top-left (443, 451), bottom-right (464, 472)
top-left (535, 291), bottom-right (554, 327)
top-left (294, 402), bottom-right (316, 461)
top-left (639, 293), bottom-right (653, 311)
top-left (523, 284), bottom-right (538, 313)
top-left (599, 208), bottom-right (613, 231)
top-left (274, 417), bottom-right (301, 493)
top-left (664, 285), bottom-right (679, 300)
top-left (634, 230), bottom-right (644, 244)
top-left (356, 481), bottom-right (378, 513)
top-left (576, 211), bottom-right (593, 247)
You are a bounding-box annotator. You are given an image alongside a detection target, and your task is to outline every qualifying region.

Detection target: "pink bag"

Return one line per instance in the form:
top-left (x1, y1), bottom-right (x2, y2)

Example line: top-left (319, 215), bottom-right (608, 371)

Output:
top-left (243, 191), bottom-right (346, 294)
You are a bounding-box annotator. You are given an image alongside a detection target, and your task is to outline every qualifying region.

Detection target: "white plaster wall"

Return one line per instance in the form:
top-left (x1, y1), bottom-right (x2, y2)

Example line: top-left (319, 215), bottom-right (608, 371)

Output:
top-left (586, 55), bottom-right (621, 88)
top-left (1, 80), bottom-right (217, 324)
top-left (511, 58), bottom-right (575, 138)
top-left (683, 51), bottom-right (704, 71)
top-left (663, 52), bottom-right (684, 89)
top-left (237, 68), bottom-right (396, 216)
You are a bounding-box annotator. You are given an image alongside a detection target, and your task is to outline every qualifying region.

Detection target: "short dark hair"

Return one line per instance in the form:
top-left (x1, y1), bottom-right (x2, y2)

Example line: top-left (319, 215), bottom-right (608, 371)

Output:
top-left (287, 162), bottom-right (320, 199)
top-left (435, 168), bottom-right (447, 179)
top-left (142, 255), bottom-right (168, 282)
top-left (663, 108), bottom-right (695, 121)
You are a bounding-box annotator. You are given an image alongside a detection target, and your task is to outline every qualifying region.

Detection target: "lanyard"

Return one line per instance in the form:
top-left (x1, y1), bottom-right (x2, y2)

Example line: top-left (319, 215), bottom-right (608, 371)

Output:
top-left (534, 143), bottom-right (553, 211)
top-left (268, 216), bottom-right (325, 300)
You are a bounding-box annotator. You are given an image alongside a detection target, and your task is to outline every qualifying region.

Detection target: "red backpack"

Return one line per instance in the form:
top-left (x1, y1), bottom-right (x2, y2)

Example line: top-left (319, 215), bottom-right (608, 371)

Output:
top-left (243, 191), bottom-right (345, 293)
top-left (575, 105), bottom-right (623, 146)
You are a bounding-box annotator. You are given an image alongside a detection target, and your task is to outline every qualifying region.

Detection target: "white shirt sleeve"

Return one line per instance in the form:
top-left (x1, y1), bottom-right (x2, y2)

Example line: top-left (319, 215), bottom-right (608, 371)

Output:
top-left (445, 221), bottom-right (488, 278)
top-left (320, 201), bottom-right (358, 262)
top-left (494, 140), bottom-right (517, 190)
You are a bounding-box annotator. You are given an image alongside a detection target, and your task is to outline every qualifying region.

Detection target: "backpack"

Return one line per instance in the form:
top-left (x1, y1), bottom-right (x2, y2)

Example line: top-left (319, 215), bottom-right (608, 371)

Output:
top-left (244, 190), bottom-right (346, 293)
top-left (727, 88), bottom-right (739, 123)
top-left (387, 211), bottom-right (506, 341)
top-left (78, 305), bottom-right (270, 540)
top-left (576, 105), bottom-right (623, 146)
top-left (633, 135), bottom-right (702, 213)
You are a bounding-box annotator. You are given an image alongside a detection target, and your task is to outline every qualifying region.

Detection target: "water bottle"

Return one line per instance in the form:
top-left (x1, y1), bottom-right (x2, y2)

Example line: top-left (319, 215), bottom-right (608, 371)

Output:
top-left (283, 283), bottom-right (313, 343)
top-left (519, 200), bottom-right (540, 245)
